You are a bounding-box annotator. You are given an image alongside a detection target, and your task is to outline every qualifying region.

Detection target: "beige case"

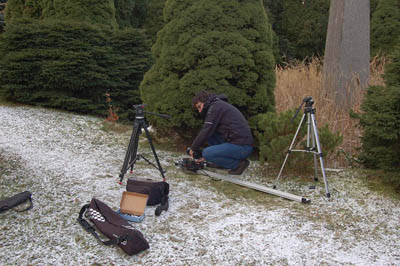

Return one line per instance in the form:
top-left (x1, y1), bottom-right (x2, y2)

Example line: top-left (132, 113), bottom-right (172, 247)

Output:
top-left (120, 191), bottom-right (148, 216)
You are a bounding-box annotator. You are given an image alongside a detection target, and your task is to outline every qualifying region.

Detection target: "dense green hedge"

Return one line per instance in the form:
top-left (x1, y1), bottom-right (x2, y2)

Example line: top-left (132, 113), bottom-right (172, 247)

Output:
top-left (142, 0), bottom-right (165, 44)
top-left (5, 0), bottom-right (118, 29)
top-left (0, 19), bottom-right (151, 118)
top-left (263, 0), bottom-right (330, 63)
top-left (370, 0), bottom-right (400, 57)
top-left (114, 0), bottom-right (147, 29)
top-left (109, 27), bottom-right (153, 120)
top-left (356, 44), bottom-right (400, 171)
top-left (140, 0), bottom-right (275, 138)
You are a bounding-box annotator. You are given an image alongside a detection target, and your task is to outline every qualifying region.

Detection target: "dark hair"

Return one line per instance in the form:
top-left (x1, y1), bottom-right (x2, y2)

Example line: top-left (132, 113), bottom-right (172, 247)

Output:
top-left (192, 91), bottom-right (212, 108)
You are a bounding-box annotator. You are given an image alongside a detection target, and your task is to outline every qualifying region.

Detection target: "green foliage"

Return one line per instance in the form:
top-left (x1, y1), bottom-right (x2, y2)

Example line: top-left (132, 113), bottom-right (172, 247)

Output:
top-left (370, 0), bottom-right (400, 57)
top-left (370, 0), bottom-right (380, 15)
top-left (142, 0), bottom-right (166, 44)
top-left (263, 0), bottom-right (385, 63)
top-left (5, 0), bottom-right (118, 29)
top-left (0, 19), bottom-right (151, 117)
top-left (356, 44), bottom-right (400, 171)
top-left (4, 0), bottom-right (41, 21)
top-left (384, 41), bottom-right (400, 87)
top-left (108, 28), bottom-right (153, 120)
top-left (263, 0), bottom-right (330, 63)
top-left (114, 0), bottom-right (147, 29)
top-left (357, 85), bottom-right (400, 170)
top-left (140, 0), bottom-right (275, 138)
top-left (0, 19), bottom-right (109, 114)
top-left (255, 109), bottom-right (342, 173)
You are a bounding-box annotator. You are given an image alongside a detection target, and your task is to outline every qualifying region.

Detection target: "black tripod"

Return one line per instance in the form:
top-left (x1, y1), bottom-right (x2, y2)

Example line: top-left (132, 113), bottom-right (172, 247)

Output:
top-left (274, 96), bottom-right (331, 198)
top-left (118, 104), bottom-right (170, 183)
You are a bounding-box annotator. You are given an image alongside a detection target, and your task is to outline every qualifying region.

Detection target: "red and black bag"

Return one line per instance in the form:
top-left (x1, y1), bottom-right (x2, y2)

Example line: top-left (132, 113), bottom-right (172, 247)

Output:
top-left (77, 198), bottom-right (149, 255)
top-left (126, 177), bottom-right (169, 216)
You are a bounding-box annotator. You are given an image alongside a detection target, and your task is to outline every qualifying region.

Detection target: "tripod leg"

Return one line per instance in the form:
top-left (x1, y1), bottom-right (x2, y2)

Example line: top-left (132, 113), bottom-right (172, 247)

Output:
top-left (128, 123), bottom-right (141, 171)
top-left (310, 114), bottom-right (330, 198)
top-left (119, 121), bottom-right (141, 183)
top-left (274, 113), bottom-right (306, 188)
top-left (142, 124), bottom-right (166, 181)
top-left (310, 117), bottom-right (319, 182)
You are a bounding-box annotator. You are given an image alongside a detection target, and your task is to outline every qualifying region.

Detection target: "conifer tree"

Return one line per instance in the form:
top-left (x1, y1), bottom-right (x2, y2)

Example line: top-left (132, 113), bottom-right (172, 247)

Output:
top-left (263, 0), bottom-right (330, 62)
top-left (370, 0), bottom-right (400, 56)
top-left (5, 0), bottom-right (118, 29)
top-left (0, 19), bottom-right (151, 117)
top-left (357, 43), bottom-right (400, 171)
top-left (108, 28), bottom-right (152, 120)
top-left (140, 0), bottom-right (275, 137)
top-left (142, 0), bottom-right (166, 44)
top-left (114, 0), bottom-right (147, 29)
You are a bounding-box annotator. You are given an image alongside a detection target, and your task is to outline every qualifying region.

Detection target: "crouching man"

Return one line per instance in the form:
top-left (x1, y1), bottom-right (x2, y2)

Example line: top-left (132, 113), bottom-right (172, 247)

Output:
top-left (188, 91), bottom-right (253, 175)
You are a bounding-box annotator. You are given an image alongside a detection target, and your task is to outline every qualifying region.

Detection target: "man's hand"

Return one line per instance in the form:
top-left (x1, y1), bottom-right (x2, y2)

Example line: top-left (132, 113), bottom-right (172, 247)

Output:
top-left (195, 157), bottom-right (205, 163)
top-left (188, 148), bottom-right (204, 163)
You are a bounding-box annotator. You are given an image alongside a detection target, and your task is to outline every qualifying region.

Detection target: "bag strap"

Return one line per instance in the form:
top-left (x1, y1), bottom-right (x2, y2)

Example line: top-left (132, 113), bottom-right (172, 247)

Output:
top-left (77, 204), bottom-right (133, 246)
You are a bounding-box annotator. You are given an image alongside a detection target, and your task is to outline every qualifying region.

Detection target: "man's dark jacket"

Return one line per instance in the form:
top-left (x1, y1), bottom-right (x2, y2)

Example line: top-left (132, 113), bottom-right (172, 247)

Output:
top-left (191, 94), bottom-right (253, 151)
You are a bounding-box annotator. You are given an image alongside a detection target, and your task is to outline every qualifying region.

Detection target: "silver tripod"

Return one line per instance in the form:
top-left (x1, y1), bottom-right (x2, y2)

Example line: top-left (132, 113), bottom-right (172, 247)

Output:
top-left (273, 96), bottom-right (330, 198)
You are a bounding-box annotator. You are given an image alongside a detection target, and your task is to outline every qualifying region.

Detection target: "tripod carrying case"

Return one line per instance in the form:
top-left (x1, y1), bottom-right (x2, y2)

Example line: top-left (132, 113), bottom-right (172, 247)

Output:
top-left (126, 177), bottom-right (169, 216)
top-left (0, 191), bottom-right (33, 214)
top-left (126, 177), bottom-right (169, 206)
top-left (77, 198), bottom-right (149, 255)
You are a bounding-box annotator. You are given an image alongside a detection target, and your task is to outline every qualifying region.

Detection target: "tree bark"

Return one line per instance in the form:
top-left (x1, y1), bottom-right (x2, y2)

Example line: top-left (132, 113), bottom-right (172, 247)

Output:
top-left (323, 0), bottom-right (370, 108)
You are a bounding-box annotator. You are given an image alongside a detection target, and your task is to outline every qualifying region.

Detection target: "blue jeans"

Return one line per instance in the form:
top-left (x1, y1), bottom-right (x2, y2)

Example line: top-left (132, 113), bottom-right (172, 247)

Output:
top-left (202, 133), bottom-right (253, 169)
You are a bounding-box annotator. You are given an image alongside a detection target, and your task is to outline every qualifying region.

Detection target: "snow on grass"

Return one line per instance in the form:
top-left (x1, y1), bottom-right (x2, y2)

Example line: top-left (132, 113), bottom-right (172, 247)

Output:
top-left (0, 105), bottom-right (399, 266)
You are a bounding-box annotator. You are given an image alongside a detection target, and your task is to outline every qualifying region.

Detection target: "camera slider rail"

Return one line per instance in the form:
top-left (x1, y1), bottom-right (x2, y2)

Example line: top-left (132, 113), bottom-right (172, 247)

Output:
top-left (176, 158), bottom-right (310, 204)
top-left (199, 170), bottom-right (310, 204)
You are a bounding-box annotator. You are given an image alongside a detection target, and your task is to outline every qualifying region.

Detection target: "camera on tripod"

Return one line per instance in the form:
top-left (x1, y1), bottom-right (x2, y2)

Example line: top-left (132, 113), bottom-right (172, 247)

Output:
top-left (303, 96), bottom-right (314, 105)
top-left (118, 104), bottom-right (171, 183)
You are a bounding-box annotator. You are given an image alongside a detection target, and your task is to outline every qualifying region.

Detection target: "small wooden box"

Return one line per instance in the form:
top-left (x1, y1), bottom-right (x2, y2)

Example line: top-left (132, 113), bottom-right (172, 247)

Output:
top-left (120, 191), bottom-right (148, 216)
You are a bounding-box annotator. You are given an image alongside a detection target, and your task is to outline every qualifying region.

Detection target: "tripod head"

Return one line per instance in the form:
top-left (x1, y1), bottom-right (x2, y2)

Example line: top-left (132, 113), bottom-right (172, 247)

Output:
top-left (291, 96), bottom-right (315, 123)
top-left (133, 104), bottom-right (171, 120)
top-left (302, 96), bottom-right (314, 107)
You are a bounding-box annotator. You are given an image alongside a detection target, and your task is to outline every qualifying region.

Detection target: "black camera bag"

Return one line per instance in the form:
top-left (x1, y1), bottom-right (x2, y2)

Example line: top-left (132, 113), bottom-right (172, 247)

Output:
top-left (77, 198), bottom-right (149, 255)
top-left (126, 177), bottom-right (169, 206)
top-left (0, 191), bottom-right (33, 214)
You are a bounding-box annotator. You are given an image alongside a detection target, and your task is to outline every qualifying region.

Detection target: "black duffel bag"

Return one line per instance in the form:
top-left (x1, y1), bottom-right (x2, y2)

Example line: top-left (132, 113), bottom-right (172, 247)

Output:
top-left (77, 198), bottom-right (149, 255)
top-left (126, 177), bottom-right (169, 216)
top-left (0, 191), bottom-right (33, 214)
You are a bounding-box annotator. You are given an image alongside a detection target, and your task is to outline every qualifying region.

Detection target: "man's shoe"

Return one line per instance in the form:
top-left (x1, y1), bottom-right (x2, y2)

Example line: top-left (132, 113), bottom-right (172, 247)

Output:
top-left (206, 162), bottom-right (225, 169)
top-left (228, 160), bottom-right (250, 175)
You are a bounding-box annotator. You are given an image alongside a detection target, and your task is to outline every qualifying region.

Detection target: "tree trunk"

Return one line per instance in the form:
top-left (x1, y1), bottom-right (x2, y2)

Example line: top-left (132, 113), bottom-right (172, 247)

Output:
top-left (323, 0), bottom-right (370, 108)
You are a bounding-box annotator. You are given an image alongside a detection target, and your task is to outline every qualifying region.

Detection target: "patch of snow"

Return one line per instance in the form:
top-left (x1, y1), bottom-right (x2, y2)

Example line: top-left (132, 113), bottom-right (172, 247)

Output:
top-left (0, 105), bottom-right (399, 265)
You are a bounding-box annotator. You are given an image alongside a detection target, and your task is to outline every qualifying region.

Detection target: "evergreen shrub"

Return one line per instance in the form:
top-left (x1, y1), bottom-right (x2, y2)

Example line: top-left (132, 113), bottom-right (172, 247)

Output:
top-left (355, 44), bottom-right (400, 171)
top-left (108, 28), bottom-right (153, 121)
top-left (262, 0), bottom-right (330, 63)
top-left (5, 0), bottom-right (118, 29)
top-left (0, 19), bottom-right (151, 118)
top-left (255, 109), bottom-right (342, 173)
top-left (114, 0), bottom-right (147, 29)
top-left (370, 0), bottom-right (400, 57)
top-left (140, 0), bottom-right (275, 139)
top-left (142, 0), bottom-right (166, 44)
